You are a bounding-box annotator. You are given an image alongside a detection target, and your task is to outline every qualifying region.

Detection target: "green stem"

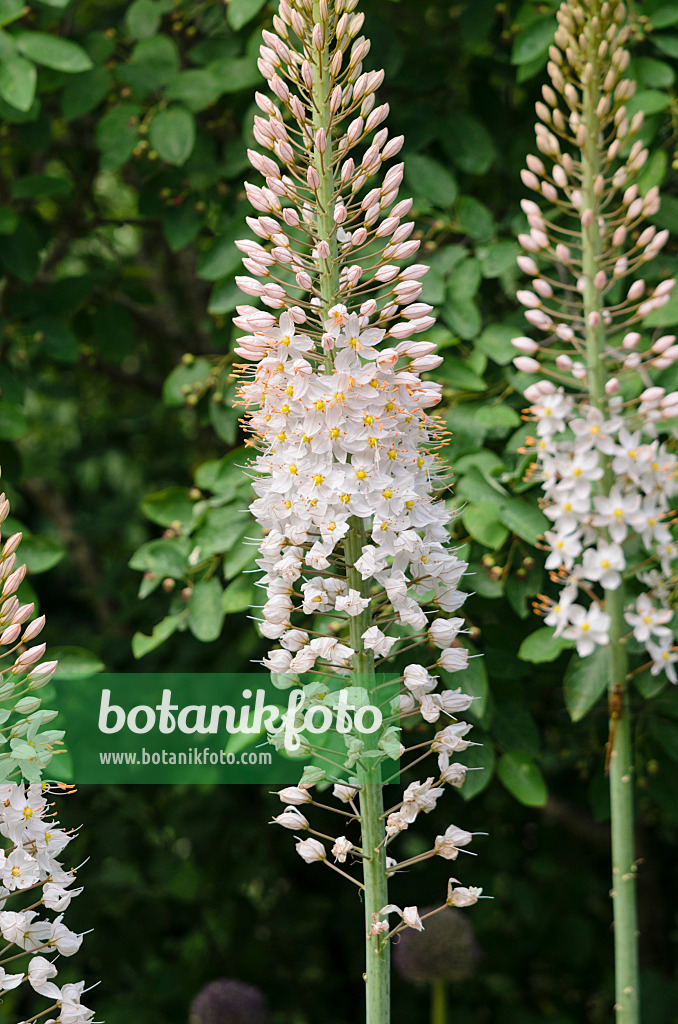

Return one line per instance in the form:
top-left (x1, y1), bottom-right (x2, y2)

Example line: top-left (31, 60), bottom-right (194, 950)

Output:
top-left (345, 521), bottom-right (390, 1024)
top-left (581, 11), bottom-right (639, 1022)
top-left (431, 980), bottom-right (447, 1024)
top-left (309, 7), bottom-right (389, 1020)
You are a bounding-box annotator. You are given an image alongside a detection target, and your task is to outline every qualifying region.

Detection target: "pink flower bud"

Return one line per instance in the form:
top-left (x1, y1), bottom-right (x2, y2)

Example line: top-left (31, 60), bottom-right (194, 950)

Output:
top-left (513, 356), bottom-right (540, 373)
top-left (22, 615), bottom-right (45, 642)
top-left (2, 565), bottom-right (25, 598)
top-left (0, 623), bottom-right (21, 645)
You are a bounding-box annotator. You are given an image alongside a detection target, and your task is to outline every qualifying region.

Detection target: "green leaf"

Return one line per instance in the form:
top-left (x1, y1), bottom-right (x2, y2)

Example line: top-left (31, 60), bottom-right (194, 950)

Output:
top-left (125, 35), bottom-right (179, 91)
top-left (194, 450), bottom-right (249, 495)
top-left (626, 88), bottom-right (671, 118)
top-left (0, 0), bottom-right (23, 26)
top-left (15, 32), bottom-right (93, 72)
top-left (404, 154), bottom-right (458, 208)
top-left (638, 148), bottom-right (668, 196)
top-left (475, 404), bottom-right (520, 433)
top-left (497, 751), bottom-right (547, 806)
top-left (518, 626), bottom-right (571, 664)
top-left (475, 324), bottom-right (518, 365)
top-left (227, 0), bottom-right (268, 31)
top-left (440, 356), bottom-right (486, 391)
top-left (165, 69), bottom-right (222, 111)
top-left (207, 56), bottom-right (260, 93)
top-left (126, 0), bottom-right (163, 38)
top-left (208, 278), bottom-right (241, 316)
top-left (222, 575), bottom-right (254, 614)
top-left (462, 502), bottom-right (510, 549)
top-left (96, 102), bottom-right (141, 172)
top-left (456, 466), bottom-right (507, 505)
top-left (0, 217), bottom-right (40, 282)
top-left (163, 203), bottom-right (203, 252)
top-left (563, 646), bottom-right (610, 723)
top-left (162, 358), bottom-right (211, 407)
top-left (198, 222), bottom-right (248, 281)
top-left (459, 736), bottom-right (495, 801)
top-left (33, 318), bottom-right (79, 363)
top-left (0, 403), bottom-right (27, 440)
top-left (650, 6), bottom-right (678, 29)
top-left (128, 538), bottom-right (190, 579)
top-left (132, 616), bottom-right (181, 659)
top-left (633, 669), bottom-right (667, 700)
top-left (492, 701), bottom-right (540, 757)
top-left (48, 646), bottom-right (104, 679)
top-left (496, 498), bottom-right (548, 545)
top-left (455, 639), bottom-right (489, 722)
top-left (631, 56), bottom-right (676, 88)
top-left (149, 105), bottom-right (196, 166)
top-left (19, 535), bottom-right (64, 574)
top-left (440, 112), bottom-right (495, 175)
top-left (12, 174), bottom-right (72, 199)
top-left (649, 716), bottom-right (678, 762)
top-left (442, 299), bottom-right (481, 340)
top-left (209, 398), bottom-right (238, 445)
top-left (478, 240), bottom-right (520, 279)
top-left (0, 55), bottom-right (36, 112)
top-left (61, 66), bottom-right (110, 120)
top-left (140, 487), bottom-right (195, 527)
top-left (91, 303), bottom-right (135, 363)
top-left (457, 195), bottom-right (495, 242)
top-left (652, 34), bottom-right (678, 58)
top-left (0, 206), bottom-right (17, 234)
top-left (644, 276), bottom-right (678, 327)
top-left (511, 18), bottom-right (556, 65)
top-left (188, 578), bottom-right (224, 643)
top-left (192, 507), bottom-right (251, 559)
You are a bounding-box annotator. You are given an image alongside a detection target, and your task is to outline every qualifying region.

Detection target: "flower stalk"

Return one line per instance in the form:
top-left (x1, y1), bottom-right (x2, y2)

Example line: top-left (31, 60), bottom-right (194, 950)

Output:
top-left (234, 2), bottom-right (486, 1022)
top-left (515, 2), bottom-right (678, 1020)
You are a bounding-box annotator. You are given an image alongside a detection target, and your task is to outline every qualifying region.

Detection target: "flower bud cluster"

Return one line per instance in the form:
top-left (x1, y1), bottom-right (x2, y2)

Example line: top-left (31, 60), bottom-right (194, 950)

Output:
top-left (515, 0), bottom-right (678, 677)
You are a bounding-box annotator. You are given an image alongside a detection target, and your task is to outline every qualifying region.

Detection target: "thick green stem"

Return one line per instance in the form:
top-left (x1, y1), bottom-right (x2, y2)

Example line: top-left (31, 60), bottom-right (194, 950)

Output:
top-left (309, 8), bottom-right (390, 1019)
top-left (431, 980), bottom-right (447, 1024)
top-left (345, 521), bottom-right (391, 1024)
top-left (581, 12), bottom-right (639, 1021)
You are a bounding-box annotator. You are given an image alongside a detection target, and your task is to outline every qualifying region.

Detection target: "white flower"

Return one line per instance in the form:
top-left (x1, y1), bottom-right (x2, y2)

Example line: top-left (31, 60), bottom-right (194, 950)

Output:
top-left (625, 594), bottom-right (673, 644)
top-left (48, 916), bottom-right (82, 956)
top-left (335, 589), bottom-right (370, 616)
top-left (0, 965), bottom-right (23, 992)
top-left (544, 529), bottom-right (582, 571)
top-left (295, 838), bottom-right (326, 863)
top-left (362, 626), bottom-right (396, 657)
top-left (428, 617), bottom-right (464, 648)
top-left (581, 543), bottom-right (625, 591)
top-left (438, 647), bottom-right (469, 673)
top-left (447, 883), bottom-right (483, 907)
top-left (331, 837), bottom-right (353, 863)
top-left (272, 806), bottom-right (309, 830)
top-left (332, 784), bottom-right (358, 804)
top-left (647, 639), bottom-right (678, 683)
top-left (276, 786), bottom-right (312, 805)
top-left (379, 904), bottom-right (424, 931)
top-left (592, 488), bottom-right (640, 544)
top-left (563, 604), bottom-right (611, 657)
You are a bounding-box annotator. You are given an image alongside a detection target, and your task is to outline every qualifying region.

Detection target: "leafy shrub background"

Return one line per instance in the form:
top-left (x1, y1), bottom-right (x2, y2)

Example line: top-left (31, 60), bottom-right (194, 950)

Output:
top-left (1, 0), bottom-right (677, 1021)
